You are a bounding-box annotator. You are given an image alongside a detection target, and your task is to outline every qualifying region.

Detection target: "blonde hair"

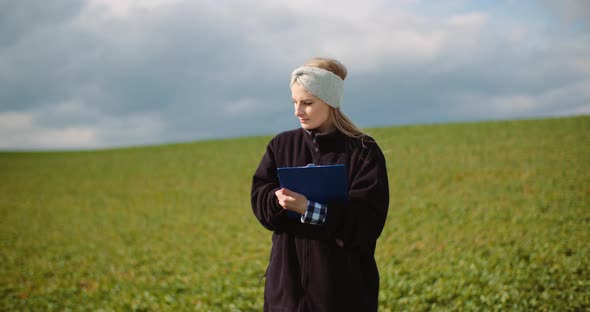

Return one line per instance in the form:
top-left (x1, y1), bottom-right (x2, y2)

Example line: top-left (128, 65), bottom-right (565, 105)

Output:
top-left (303, 57), bottom-right (367, 140)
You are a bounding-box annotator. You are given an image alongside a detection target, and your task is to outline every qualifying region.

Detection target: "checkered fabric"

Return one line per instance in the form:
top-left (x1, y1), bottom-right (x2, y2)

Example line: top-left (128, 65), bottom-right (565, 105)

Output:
top-left (300, 200), bottom-right (327, 225)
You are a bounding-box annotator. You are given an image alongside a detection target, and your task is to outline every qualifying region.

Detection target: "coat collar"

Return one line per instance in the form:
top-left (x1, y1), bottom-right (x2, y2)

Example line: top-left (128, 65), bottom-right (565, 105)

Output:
top-left (301, 127), bottom-right (346, 153)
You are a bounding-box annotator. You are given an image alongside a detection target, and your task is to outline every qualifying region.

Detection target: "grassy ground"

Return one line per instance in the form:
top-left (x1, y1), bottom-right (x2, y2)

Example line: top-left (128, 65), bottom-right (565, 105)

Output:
top-left (1, 116), bottom-right (588, 311)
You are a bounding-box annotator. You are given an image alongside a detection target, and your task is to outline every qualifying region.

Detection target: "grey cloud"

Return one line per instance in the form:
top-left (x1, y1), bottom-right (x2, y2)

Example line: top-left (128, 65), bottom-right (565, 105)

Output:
top-left (0, 0), bottom-right (86, 47)
top-left (0, 0), bottom-right (588, 149)
top-left (539, 0), bottom-right (590, 26)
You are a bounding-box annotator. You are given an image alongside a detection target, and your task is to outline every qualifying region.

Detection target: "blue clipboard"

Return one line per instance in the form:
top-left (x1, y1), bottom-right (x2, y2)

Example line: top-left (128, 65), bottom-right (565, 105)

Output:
top-left (277, 164), bottom-right (348, 219)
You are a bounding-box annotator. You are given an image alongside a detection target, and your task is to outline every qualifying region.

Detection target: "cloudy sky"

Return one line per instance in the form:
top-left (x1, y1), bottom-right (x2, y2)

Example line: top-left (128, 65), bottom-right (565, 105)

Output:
top-left (1, 0), bottom-right (588, 150)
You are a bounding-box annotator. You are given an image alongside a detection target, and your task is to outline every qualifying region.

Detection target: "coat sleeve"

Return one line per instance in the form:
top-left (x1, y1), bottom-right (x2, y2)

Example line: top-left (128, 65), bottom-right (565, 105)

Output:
top-left (251, 138), bottom-right (290, 231)
top-left (324, 142), bottom-right (390, 249)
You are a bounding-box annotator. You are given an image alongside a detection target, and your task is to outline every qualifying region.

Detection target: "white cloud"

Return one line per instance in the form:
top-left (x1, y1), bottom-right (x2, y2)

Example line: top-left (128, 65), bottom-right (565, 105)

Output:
top-left (53, 98), bottom-right (101, 119)
top-left (0, 108), bottom-right (166, 150)
top-left (0, 111), bottom-right (99, 149)
top-left (34, 127), bottom-right (99, 148)
top-left (0, 112), bottom-right (33, 129)
top-left (223, 98), bottom-right (264, 116)
top-left (489, 95), bottom-right (536, 115)
top-left (557, 105), bottom-right (590, 116)
top-left (86, 0), bottom-right (182, 18)
top-left (451, 79), bottom-right (590, 119)
top-left (98, 112), bottom-right (166, 146)
top-left (239, 2), bottom-right (491, 72)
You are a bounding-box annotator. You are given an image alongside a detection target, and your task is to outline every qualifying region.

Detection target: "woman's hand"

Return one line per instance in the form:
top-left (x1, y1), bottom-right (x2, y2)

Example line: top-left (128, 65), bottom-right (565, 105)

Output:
top-left (275, 188), bottom-right (307, 215)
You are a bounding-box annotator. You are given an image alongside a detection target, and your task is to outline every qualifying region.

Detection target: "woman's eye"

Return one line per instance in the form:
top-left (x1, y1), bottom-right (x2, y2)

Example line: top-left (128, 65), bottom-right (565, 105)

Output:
top-left (303, 102), bottom-right (313, 106)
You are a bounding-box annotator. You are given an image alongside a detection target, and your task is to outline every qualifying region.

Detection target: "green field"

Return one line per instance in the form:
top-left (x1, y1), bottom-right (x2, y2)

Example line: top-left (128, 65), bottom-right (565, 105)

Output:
top-left (1, 116), bottom-right (589, 311)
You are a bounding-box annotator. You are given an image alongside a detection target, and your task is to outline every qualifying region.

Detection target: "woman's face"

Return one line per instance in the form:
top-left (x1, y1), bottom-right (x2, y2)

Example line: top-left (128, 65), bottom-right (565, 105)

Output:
top-left (291, 82), bottom-right (334, 133)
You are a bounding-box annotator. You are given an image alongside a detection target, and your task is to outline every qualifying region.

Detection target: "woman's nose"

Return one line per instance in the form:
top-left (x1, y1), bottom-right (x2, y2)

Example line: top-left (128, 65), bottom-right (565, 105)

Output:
top-left (294, 103), bottom-right (303, 116)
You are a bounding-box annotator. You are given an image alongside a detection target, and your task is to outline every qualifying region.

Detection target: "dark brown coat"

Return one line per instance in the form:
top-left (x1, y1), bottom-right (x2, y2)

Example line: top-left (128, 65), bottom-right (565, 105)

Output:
top-left (251, 128), bottom-right (390, 311)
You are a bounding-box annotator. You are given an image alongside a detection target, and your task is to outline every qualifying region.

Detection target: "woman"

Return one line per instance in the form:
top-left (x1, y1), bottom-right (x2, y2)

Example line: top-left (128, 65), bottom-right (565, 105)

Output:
top-left (251, 57), bottom-right (390, 311)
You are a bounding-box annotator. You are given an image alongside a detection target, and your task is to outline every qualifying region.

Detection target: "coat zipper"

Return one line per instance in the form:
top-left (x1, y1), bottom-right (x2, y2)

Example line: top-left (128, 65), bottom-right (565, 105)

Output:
top-left (302, 239), bottom-right (308, 292)
top-left (312, 132), bottom-right (320, 165)
top-left (302, 132), bottom-right (319, 303)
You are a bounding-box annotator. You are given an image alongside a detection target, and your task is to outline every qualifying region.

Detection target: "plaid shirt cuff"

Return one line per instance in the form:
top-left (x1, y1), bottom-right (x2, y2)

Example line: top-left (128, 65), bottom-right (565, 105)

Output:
top-left (300, 200), bottom-right (327, 225)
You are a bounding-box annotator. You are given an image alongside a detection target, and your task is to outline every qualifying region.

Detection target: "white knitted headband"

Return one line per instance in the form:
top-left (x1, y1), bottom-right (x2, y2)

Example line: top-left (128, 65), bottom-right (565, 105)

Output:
top-left (290, 66), bottom-right (344, 109)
